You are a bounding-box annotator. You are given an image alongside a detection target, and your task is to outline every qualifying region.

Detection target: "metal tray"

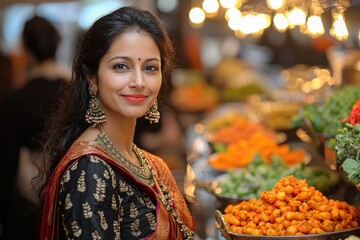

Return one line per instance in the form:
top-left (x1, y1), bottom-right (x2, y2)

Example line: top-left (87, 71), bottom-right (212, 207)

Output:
top-left (215, 210), bottom-right (360, 240)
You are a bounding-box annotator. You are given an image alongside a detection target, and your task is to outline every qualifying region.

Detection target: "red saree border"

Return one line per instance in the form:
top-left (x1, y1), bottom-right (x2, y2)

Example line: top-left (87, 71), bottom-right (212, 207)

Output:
top-left (40, 141), bottom-right (194, 240)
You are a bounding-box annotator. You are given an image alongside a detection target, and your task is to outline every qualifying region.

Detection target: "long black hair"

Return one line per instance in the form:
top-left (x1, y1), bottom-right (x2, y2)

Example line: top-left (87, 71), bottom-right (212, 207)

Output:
top-left (36, 6), bottom-right (175, 201)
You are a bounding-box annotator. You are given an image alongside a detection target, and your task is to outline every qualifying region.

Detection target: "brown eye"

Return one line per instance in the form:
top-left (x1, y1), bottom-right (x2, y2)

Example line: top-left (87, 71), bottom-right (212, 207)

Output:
top-left (144, 65), bottom-right (158, 72)
top-left (113, 64), bottom-right (128, 70)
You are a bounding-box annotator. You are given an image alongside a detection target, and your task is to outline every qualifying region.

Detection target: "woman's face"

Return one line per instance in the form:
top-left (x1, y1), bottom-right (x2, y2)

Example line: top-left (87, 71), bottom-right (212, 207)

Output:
top-left (93, 30), bottom-right (162, 122)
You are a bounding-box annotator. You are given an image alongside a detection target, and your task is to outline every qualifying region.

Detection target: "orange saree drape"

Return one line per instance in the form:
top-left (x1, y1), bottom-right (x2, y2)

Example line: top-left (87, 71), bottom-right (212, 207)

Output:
top-left (40, 141), bottom-right (194, 240)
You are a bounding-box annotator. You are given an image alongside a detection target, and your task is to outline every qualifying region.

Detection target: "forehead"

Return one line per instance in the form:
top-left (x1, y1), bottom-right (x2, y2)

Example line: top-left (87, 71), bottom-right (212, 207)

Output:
top-left (105, 30), bottom-right (160, 59)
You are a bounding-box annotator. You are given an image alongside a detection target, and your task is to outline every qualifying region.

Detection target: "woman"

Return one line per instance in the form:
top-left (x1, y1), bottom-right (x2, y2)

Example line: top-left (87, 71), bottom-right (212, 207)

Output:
top-left (38, 6), bottom-right (195, 240)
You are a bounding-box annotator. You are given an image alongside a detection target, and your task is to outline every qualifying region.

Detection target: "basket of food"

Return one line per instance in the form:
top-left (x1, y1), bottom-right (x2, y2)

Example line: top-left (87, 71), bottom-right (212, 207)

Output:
top-left (215, 175), bottom-right (360, 240)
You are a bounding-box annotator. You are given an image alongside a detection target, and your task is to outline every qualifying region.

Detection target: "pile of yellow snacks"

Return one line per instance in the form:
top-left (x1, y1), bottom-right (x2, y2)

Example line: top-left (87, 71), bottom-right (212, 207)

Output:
top-left (224, 176), bottom-right (360, 236)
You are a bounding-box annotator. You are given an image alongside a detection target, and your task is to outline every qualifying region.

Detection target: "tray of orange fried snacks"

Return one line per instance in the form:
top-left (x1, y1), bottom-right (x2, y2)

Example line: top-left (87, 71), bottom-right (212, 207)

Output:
top-left (215, 176), bottom-right (360, 240)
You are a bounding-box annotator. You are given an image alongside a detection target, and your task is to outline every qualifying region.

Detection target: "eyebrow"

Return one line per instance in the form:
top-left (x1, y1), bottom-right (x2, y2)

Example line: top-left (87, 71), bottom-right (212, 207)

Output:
top-left (108, 56), bottom-right (161, 63)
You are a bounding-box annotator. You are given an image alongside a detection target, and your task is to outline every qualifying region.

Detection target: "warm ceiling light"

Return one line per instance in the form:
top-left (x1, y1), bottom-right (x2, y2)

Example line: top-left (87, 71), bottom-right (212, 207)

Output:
top-left (225, 7), bottom-right (241, 21)
top-left (287, 7), bottom-right (307, 26)
top-left (273, 13), bottom-right (288, 32)
top-left (330, 12), bottom-right (349, 41)
top-left (307, 15), bottom-right (324, 38)
top-left (266, 0), bottom-right (284, 10)
top-left (220, 0), bottom-right (237, 9)
top-left (202, 0), bottom-right (220, 16)
top-left (189, 7), bottom-right (206, 24)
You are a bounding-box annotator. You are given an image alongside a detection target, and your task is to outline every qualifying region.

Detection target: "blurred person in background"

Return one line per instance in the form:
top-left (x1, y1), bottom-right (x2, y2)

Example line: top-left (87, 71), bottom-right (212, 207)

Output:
top-left (36, 6), bottom-right (195, 239)
top-left (0, 15), bottom-right (69, 239)
top-left (0, 51), bottom-right (13, 105)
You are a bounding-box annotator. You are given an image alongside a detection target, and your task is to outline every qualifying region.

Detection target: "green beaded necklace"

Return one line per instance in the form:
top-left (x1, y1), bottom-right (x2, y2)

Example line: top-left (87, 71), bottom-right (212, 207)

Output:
top-left (133, 144), bottom-right (195, 240)
top-left (96, 131), bottom-right (195, 240)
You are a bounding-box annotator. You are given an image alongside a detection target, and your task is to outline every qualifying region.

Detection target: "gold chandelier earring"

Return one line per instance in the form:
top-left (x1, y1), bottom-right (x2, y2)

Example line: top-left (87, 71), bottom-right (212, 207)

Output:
top-left (85, 85), bottom-right (106, 127)
top-left (144, 99), bottom-right (160, 124)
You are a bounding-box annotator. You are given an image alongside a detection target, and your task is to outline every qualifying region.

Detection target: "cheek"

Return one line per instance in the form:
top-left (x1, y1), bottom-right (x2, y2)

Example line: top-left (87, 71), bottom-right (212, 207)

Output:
top-left (150, 76), bottom-right (162, 93)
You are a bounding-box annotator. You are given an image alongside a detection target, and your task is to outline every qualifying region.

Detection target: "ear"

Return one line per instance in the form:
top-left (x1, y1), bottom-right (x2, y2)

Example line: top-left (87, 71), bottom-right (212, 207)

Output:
top-left (87, 74), bottom-right (98, 91)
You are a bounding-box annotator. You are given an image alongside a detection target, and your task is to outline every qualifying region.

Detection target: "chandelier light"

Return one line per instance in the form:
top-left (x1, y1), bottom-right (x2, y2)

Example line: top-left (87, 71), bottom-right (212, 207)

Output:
top-left (188, 0), bottom-right (352, 41)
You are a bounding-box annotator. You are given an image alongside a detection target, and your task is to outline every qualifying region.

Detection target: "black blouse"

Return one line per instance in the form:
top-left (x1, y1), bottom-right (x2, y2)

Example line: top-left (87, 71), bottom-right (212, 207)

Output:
top-left (59, 155), bottom-right (157, 239)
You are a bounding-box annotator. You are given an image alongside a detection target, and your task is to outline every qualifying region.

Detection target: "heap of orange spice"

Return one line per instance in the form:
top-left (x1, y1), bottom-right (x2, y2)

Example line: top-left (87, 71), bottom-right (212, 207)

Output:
top-left (210, 133), bottom-right (305, 170)
top-left (224, 176), bottom-right (360, 236)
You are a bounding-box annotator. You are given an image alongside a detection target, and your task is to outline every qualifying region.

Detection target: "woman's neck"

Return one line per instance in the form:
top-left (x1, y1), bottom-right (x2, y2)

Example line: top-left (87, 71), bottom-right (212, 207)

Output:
top-left (100, 119), bottom-right (136, 157)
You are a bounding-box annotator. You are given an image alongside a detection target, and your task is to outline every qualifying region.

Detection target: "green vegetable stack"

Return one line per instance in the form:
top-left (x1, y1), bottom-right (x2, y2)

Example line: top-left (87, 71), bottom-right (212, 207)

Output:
top-left (292, 84), bottom-right (360, 136)
top-left (218, 155), bottom-right (339, 200)
top-left (336, 99), bottom-right (360, 187)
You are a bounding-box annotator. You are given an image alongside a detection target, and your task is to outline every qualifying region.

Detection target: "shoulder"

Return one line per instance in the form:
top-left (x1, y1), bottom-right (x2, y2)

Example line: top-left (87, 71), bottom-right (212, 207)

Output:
top-left (60, 155), bottom-right (116, 186)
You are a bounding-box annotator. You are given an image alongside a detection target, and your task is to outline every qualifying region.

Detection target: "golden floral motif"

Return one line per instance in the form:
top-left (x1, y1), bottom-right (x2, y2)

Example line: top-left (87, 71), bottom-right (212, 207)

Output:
top-left (82, 202), bottom-right (93, 218)
top-left (145, 212), bottom-right (156, 230)
top-left (70, 161), bottom-right (78, 170)
top-left (64, 193), bottom-right (73, 210)
top-left (77, 170), bottom-right (86, 193)
top-left (93, 174), bottom-right (106, 201)
top-left (129, 202), bottom-right (139, 218)
top-left (111, 195), bottom-right (117, 211)
top-left (97, 211), bottom-right (108, 230)
top-left (130, 219), bottom-right (141, 237)
top-left (113, 220), bottom-right (120, 240)
top-left (61, 170), bottom-right (71, 184)
top-left (71, 221), bottom-right (82, 237)
top-left (91, 230), bottom-right (101, 240)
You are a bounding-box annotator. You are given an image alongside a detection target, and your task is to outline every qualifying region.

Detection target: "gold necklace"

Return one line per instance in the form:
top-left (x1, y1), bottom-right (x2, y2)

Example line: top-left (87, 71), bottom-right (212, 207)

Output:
top-left (133, 145), bottom-right (195, 240)
top-left (95, 131), bottom-right (154, 186)
top-left (96, 131), bottom-right (194, 239)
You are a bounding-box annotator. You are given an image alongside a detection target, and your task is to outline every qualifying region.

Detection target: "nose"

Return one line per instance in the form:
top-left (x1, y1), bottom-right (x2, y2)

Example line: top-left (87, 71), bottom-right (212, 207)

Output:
top-left (130, 68), bottom-right (145, 88)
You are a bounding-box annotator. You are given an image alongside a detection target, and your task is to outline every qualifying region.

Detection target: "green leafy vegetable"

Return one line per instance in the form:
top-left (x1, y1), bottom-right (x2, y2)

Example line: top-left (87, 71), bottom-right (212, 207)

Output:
top-left (217, 157), bottom-right (339, 200)
top-left (336, 123), bottom-right (360, 184)
top-left (291, 85), bottom-right (360, 135)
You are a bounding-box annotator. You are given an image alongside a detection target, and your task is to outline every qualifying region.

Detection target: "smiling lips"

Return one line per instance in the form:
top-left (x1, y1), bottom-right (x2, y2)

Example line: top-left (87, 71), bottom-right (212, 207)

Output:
top-left (123, 94), bottom-right (147, 103)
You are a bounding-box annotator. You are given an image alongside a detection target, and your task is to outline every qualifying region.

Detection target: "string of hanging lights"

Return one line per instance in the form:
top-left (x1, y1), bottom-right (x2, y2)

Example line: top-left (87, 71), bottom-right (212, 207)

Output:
top-left (188, 0), bottom-right (352, 41)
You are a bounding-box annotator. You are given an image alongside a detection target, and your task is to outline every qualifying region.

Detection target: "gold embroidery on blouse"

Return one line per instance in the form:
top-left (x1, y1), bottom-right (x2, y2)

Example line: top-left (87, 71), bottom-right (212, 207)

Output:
top-left (97, 211), bottom-right (108, 230)
top-left (144, 197), bottom-right (156, 209)
top-left (91, 230), bottom-right (101, 240)
top-left (113, 220), bottom-right (120, 240)
top-left (61, 214), bottom-right (70, 238)
top-left (118, 196), bottom-right (124, 221)
top-left (64, 193), bottom-right (73, 210)
top-left (129, 202), bottom-right (138, 218)
top-left (137, 196), bottom-right (145, 206)
top-left (111, 195), bottom-right (117, 211)
top-left (145, 212), bottom-right (156, 230)
top-left (70, 161), bottom-right (78, 170)
top-left (118, 179), bottom-right (133, 195)
top-left (118, 179), bottom-right (126, 192)
top-left (77, 170), bottom-right (86, 193)
top-left (71, 221), bottom-right (82, 237)
top-left (62, 170), bottom-right (71, 183)
top-left (93, 174), bottom-right (106, 202)
top-left (130, 219), bottom-right (141, 237)
top-left (89, 155), bottom-right (99, 163)
top-left (103, 169), bottom-right (110, 179)
top-left (94, 157), bottom-right (117, 189)
top-left (108, 167), bottom-right (117, 189)
top-left (82, 202), bottom-right (93, 218)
